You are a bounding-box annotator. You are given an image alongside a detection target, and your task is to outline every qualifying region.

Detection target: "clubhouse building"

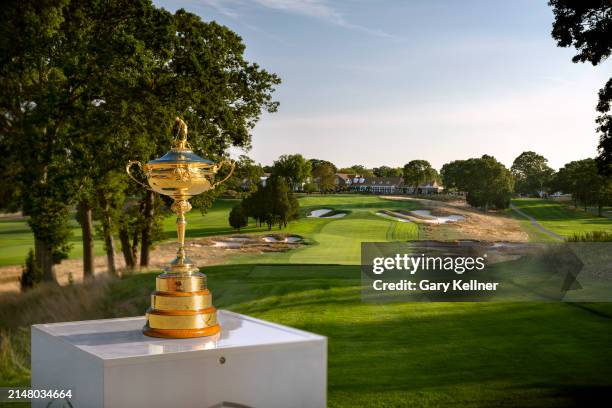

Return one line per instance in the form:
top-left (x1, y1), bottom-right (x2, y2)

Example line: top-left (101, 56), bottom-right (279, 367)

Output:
top-left (334, 174), bottom-right (443, 194)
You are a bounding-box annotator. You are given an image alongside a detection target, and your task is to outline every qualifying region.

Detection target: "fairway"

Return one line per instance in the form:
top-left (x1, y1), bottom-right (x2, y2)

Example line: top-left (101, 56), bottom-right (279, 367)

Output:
top-left (511, 199), bottom-right (612, 238)
top-left (0, 195), bottom-right (420, 267)
top-left (236, 195), bottom-right (420, 265)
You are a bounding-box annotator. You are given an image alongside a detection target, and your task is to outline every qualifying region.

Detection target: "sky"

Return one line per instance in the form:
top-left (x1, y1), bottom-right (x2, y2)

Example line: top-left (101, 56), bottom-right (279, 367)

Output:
top-left (154, 0), bottom-right (610, 171)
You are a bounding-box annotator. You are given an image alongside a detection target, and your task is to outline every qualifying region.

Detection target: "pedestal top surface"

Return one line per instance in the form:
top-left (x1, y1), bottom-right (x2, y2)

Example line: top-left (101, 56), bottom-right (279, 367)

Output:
top-left (32, 310), bottom-right (324, 363)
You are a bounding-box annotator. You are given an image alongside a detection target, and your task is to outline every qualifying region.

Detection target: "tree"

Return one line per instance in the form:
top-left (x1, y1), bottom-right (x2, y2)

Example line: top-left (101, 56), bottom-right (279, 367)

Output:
top-left (1, 1), bottom-right (281, 278)
top-left (242, 176), bottom-right (299, 230)
top-left (440, 156), bottom-right (514, 210)
top-left (552, 158), bottom-right (611, 215)
top-left (229, 204), bottom-right (248, 231)
top-left (511, 151), bottom-right (555, 196)
top-left (441, 160), bottom-right (468, 192)
top-left (373, 166), bottom-right (402, 177)
top-left (130, 9), bottom-right (281, 267)
top-left (403, 160), bottom-right (436, 193)
top-left (338, 165), bottom-right (373, 177)
top-left (0, 0), bottom-right (77, 282)
top-left (311, 162), bottom-right (336, 192)
top-left (226, 155), bottom-right (264, 193)
top-left (549, 0), bottom-right (612, 175)
top-left (309, 159), bottom-right (337, 173)
top-left (272, 154), bottom-right (312, 189)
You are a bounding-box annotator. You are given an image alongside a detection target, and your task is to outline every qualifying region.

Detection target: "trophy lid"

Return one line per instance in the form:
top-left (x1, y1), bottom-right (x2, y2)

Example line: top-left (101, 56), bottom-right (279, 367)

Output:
top-left (147, 117), bottom-right (214, 166)
top-left (148, 149), bottom-right (214, 165)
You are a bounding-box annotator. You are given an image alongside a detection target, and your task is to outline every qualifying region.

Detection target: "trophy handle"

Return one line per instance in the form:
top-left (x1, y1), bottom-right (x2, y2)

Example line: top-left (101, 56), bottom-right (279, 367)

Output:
top-left (126, 160), bottom-right (153, 190)
top-left (212, 160), bottom-right (235, 189)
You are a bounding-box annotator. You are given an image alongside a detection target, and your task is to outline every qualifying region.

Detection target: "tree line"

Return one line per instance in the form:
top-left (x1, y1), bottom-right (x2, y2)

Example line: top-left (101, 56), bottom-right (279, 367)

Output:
top-left (242, 151), bottom-right (611, 215)
top-left (229, 176), bottom-right (300, 231)
top-left (0, 1), bottom-right (280, 286)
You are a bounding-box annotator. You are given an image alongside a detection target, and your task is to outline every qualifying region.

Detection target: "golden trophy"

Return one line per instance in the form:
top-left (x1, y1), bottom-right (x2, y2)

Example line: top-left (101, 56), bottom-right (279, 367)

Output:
top-left (127, 118), bottom-right (234, 338)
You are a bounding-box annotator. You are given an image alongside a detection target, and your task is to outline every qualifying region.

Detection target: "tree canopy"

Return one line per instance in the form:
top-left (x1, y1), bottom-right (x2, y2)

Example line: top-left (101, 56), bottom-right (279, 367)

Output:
top-left (311, 162), bottom-right (336, 192)
top-left (441, 156), bottom-right (514, 210)
top-left (241, 176), bottom-right (299, 230)
top-left (402, 160), bottom-right (437, 190)
top-left (552, 158), bottom-right (611, 215)
top-left (511, 151), bottom-right (555, 196)
top-left (272, 154), bottom-right (312, 188)
top-left (0, 0), bottom-right (280, 282)
top-left (373, 166), bottom-right (402, 178)
top-left (549, 0), bottom-right (612, 175)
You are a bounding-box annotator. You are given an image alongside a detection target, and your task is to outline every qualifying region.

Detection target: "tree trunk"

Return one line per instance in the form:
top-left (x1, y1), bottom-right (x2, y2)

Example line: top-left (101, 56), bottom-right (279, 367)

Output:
top-left (98, 192), bottom-right (118, 276)
top-left (131, 233), bottom-right (139, 270)
top-left (102, 214), bottom-right (117, 276)
top-left (119, 226), bottom-right (135, 271)
top-left (35, 237), bottom-right (56, 283)
top-left (140, 190), bottom-right (155, 267)
top-left (77, 201), bottom-right (95, 280)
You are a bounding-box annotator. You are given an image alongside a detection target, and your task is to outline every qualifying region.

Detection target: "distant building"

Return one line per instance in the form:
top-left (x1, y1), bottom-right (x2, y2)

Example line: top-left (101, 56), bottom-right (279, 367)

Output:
top-left (339, 174), bottom-right (443, 195)
top-left (334, 173), bottom-right (353, 190)
top-left (402, 180), bottom-right (443, 195)
top-left (260, 172), bottom-right (271, 187)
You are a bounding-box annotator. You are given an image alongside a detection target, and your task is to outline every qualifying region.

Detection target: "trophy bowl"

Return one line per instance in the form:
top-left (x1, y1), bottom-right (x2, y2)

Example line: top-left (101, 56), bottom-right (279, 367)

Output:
top-left (126, 118), bottom-right (234, 339)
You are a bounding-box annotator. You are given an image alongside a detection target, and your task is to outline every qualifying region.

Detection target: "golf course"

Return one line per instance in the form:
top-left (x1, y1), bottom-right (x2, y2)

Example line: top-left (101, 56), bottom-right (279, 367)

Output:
top-left (1, 194), bottom-right (612, 407)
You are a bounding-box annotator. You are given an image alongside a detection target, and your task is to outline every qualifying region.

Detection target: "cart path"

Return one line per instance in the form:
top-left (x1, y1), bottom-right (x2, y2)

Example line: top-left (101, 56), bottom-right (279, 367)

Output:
top-left (509, 204), bottom-right (564, 241)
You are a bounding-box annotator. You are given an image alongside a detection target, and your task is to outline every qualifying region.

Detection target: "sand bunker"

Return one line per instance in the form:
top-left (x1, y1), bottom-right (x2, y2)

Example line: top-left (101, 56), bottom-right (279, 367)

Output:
top-left (212, 241), bottom-right (242, 248)
top-left (308, 209), bottom-right (347, 218)
top-left (308, 209), bottom-right (333, 217)
top-left (411, 210), bottom-right (464, 224)
top-left (262, 235), bottom-right (303, 243)
top-left (375, 211), bottom-right (411, 222)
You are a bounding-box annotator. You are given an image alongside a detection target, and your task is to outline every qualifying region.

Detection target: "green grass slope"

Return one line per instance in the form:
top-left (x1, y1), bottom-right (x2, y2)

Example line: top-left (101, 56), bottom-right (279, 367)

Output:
top-left (3, 266), bottom-right (612, 407)
top-left (511, 199), bottom-right (612, 238)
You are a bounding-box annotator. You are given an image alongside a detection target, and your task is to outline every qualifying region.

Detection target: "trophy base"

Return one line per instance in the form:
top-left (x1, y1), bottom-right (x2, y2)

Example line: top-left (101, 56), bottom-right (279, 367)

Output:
top-left (143, 271), bottom-right (220, 339)
top-left (143, 324), bottom-right (221, 339)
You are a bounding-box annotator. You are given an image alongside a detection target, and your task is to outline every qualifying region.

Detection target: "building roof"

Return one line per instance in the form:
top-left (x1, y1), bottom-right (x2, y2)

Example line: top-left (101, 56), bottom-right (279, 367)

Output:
top-left (335, 173), bottom-right (352, 181)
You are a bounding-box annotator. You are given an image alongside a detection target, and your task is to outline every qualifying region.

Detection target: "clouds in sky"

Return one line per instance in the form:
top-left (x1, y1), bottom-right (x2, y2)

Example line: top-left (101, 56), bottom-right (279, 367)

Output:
top-left (159, 0), bottom-right (607, 171)
top-left (198, 0), bottom-right (399, 39)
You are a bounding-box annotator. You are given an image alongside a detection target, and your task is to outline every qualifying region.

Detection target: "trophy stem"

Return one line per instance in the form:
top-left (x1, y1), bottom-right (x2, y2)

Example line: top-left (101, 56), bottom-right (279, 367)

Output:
top-left (170, 199), bottom-right (193, 273)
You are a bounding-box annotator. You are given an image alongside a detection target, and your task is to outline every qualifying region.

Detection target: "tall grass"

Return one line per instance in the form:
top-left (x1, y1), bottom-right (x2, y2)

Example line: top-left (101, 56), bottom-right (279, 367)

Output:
top-left (567, 231), bottom-right (612, 242)
top-left (0, 278), bottom-right (114, 387)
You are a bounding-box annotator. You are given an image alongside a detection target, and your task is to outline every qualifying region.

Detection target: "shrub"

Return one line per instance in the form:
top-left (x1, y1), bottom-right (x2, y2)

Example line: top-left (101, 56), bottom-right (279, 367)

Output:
top-left (20, 250), bottom-right (42, 291)
top-left (229, 204), bottom-right (248, 231)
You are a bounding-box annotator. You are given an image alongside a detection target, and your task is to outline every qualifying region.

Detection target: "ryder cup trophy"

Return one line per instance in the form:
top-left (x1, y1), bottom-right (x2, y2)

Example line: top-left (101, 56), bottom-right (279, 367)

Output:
top-left (127, 118), bottom-right (234, 338)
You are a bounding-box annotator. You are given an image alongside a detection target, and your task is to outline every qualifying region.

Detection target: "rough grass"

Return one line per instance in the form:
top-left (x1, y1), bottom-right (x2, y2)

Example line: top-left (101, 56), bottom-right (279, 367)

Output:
top-left (511, 199), bottom-right (612, 238)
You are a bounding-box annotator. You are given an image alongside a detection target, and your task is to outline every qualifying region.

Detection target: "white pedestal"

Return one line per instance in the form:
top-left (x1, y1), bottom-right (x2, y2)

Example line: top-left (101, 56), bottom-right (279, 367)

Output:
top-left (31, 310), bottom-right (327, 408)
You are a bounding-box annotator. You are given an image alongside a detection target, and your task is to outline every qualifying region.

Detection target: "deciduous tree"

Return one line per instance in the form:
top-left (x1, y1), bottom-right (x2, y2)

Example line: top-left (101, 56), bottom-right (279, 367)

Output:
top-left (272, 154), bottom-right (312, 190)
top-left (511, 151), bottom-right (555, 196)
top-left (549, 0), bottom-right (612, 175)
top-left (402, 160), bottom-right (436, 193)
